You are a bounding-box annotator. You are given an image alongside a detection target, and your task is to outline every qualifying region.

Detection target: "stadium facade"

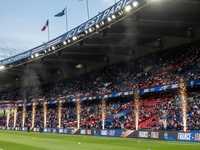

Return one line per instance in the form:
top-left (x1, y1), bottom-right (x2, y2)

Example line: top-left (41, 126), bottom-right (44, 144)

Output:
top-left (0, 0), bottom-right (200, 86)
top-left (1, 0), bottom-right (200, 143)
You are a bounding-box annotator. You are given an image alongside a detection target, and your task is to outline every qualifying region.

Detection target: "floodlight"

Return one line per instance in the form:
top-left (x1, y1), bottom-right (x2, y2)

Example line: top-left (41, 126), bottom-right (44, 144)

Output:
top-left (63, 41), bottom-right (67, 45)
top-left (35, 53), bottom-right (39, 57)
top-left (75, 64), bottom-right (83, 69)
top-left (0, 66), bottom-right (5, 69)
top-left (89, 28), bottom-right (93, 32)
top-left (96, 24), bottom-right (100, 28)
top-left (126, 5), bottom-right (131, 11)
top-left (68, 39), bottom-right (71, 43)
top-left (112, 15), bottom-right (116, 19)
top-left (133, 1), bottom-right (138, 7)
top-left (107, 17), bottom-right (111, 22)
top-left (31, 55), bottom-right (34, 58)
top-left (73, 36), bottom-right (77, 40)
top-left (52, 46), bottom-right (55, 50)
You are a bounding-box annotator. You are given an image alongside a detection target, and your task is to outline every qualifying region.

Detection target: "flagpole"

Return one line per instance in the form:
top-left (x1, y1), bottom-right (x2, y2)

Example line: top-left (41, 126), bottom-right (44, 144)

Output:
top-left (79, 0), bottom-right (89, 20)
top-left (86, 0), bottom-right (89, 20)
top-left (66, 7), bottom-right (68, 32)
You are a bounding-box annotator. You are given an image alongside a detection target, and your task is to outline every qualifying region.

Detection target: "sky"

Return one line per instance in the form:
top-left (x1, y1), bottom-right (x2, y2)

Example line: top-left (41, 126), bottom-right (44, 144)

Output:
top-left (0, 0), bottom-right (119, 60)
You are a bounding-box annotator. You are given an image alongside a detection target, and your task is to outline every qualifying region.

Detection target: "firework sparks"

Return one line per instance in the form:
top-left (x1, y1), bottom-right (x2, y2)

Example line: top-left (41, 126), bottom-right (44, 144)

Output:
top-left (76, 98), bottom-right (81, 129)
top-left (179, 81), bottom-right (187, 132)
top-left (101, 98), bottom-right (106, 130)
top-left (13, 106), bottom-right (18, 128)
top-left (6, 106), bottom-right (11, 127)
top-left (22, 105), bottom-right (26, 127)
top-left (134, 86), bottom-right (140, 130)
top-left (43, 103), bottom-right (47, 128)
top-left (58, 102), bottom-right (62, 128)
top-left (32, 103), bottom-right (36, 128)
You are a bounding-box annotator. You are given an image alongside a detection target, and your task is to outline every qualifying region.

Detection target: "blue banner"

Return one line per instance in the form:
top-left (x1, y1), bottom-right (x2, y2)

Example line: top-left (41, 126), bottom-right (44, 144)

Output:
top-left (105, 110), bottom-right (132, 122)
top-left (1, 127), bottom-right (200, 142)
top-left (177, 132), bottom-right (200, 142)
top-left (43, 128), bottom-right (56, 133)
top-left (7, 79), bottom-right (200, 108)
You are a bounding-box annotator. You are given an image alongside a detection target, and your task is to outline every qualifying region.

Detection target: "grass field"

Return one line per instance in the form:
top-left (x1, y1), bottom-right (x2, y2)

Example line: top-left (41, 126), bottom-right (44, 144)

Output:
top-left (0, 110), bottom-right (4, 116)
top-left (0, 130), bottom-right (200, 150)
top-left (0, 110), bottom-right (14, 116)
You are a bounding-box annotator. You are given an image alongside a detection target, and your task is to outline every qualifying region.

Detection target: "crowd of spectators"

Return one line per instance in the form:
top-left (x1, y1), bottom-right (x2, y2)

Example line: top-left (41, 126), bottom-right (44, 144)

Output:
top-left (1, 40), bottom-right (200, 131)
top-left (1, 91), bottom-right (200, 131)
top-left (0, 40), bottom-right (200, 102)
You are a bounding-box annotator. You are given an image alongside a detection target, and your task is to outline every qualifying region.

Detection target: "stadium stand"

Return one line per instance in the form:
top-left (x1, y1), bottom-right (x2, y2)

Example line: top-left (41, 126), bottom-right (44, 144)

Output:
top-left (0, 40), bottom-right (200, 102)
top-left (1, 40), bottom-right (200, 131)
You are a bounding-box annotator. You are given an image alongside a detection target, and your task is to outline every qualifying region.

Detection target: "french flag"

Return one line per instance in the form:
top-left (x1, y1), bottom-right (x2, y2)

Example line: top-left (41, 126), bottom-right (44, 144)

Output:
top-left (41, 19), bottom-right (49, 31)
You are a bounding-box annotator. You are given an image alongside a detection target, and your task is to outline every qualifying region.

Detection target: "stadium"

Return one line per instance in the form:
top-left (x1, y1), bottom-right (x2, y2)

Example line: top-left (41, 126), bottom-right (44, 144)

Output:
top-left (1, 0), bottom-right (200, 149)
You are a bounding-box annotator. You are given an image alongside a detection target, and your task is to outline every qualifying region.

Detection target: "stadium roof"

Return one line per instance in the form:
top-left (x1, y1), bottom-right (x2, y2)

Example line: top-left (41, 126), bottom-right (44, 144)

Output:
top-left (0, 0), bottom-right (200, 87)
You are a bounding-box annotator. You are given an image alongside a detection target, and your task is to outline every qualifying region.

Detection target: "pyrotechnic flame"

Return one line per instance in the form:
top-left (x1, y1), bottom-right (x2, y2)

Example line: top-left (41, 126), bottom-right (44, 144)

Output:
top-left (76, 98), bottom-right (81, 129)
top-left (101, 98), bottom-right (106, 130)
top-left (179, 80), bottom-right (187, 132)
top-left (32, 104), bottom-right (36, 128)
top-left (13, 106), bottom-right (18, 128)
top-left (134, 86), bottom-right (140, 130)
top-left (58, 102), bottom-right (62, 128)
top-left (43, 103), bottom-right (47, 128)
top-left (6, 106), bottom-right (11, 127)
top-left (22, 105), bottom-right (26, 127)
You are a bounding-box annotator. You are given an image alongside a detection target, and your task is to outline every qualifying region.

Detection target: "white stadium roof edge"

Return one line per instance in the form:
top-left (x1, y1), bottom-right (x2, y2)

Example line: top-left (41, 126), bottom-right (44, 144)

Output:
top-left (0, 0), bottom-right (142, 69)
top-left (0, 0), bottom-right (200, 86)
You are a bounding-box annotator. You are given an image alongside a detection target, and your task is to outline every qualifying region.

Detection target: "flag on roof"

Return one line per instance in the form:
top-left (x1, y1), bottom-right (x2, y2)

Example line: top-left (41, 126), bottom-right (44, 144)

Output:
top-left (41, 19), bottom-right (49, 31)
top-left (55, 8), bottom-right (66, 17)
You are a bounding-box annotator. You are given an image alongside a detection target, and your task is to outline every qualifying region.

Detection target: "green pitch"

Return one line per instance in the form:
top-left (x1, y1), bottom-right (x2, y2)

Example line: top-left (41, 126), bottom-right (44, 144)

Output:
top-left (0, 130), bottom-right (200, 150)
top-left (0, 110), bottom-right (4, 116)
top-left (0, 110), bottom-right (14, 116)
